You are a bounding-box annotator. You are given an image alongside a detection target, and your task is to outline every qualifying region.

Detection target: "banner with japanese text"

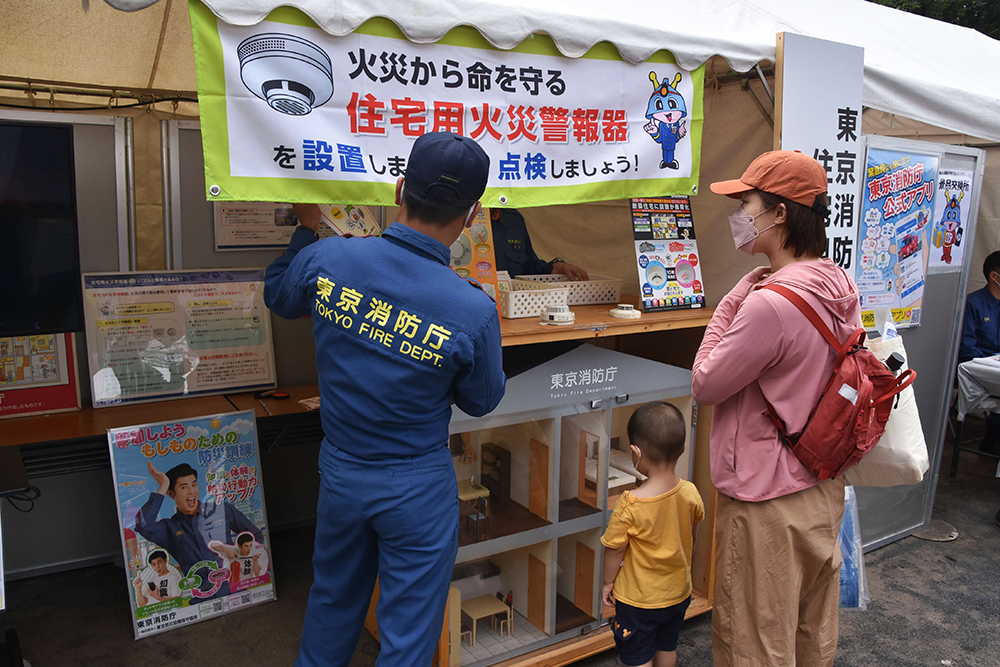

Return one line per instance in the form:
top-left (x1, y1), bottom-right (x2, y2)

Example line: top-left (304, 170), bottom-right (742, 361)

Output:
top-left (82, 270), bottom-right (276, 407)
top-left (190, 3), bottom-right (704, 207)
top-left (856, 148), bottom-right (939, 329)
top-left (108, 410), bottom-right (275, 639)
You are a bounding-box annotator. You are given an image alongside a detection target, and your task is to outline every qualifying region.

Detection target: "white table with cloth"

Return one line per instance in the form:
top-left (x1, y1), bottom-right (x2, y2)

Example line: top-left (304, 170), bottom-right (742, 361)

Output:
top-left (952, 357), bottom-right (1000, 477)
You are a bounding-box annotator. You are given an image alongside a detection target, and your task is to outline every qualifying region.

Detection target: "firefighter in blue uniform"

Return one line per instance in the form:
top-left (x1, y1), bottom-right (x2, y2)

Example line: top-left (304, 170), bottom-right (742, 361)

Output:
top-left (263, 132), bottom-right (506, 667)
top-left (490, 208), bottom-right (589, 280)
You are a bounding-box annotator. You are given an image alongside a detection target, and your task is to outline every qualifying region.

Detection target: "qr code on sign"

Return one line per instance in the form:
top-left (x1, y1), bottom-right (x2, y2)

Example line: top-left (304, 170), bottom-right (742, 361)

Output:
top-left (910, 308), bottom-right (920, 326)
top-left (241, 593), bottom-right (251, 606)
top-left (213, 601), bottom-right (224, 613)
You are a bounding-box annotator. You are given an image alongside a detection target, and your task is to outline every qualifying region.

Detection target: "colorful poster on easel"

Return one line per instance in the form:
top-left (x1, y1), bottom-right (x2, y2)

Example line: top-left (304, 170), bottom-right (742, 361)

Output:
top-left (0, 332), bottom-right (81, 419)
top-left (108, 410), bottom-right (275, 639)
top-left (630, 196), bottom-right (705, 312)
top-left (450, 208), bottom-right (501, 316)
top-left (928, 169), bottom-right (974, 273)
top-left (856, 149), bottom-right (938, 329)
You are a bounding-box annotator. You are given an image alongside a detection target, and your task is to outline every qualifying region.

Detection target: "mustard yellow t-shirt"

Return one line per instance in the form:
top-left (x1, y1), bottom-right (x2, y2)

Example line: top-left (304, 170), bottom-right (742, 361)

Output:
top-left (600, 480), bottom-right (704, 609)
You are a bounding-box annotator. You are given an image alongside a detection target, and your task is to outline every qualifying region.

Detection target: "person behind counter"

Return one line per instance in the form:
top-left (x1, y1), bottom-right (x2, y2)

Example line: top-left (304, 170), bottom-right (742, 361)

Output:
top-left (693, 150), bottom-right (858, 667)
top-left (959, 251), bottom-right (1000, 455)
top-left (491, 207), bottom-right (590, 280)
top-left (263, 131), bottom-right (506, 667)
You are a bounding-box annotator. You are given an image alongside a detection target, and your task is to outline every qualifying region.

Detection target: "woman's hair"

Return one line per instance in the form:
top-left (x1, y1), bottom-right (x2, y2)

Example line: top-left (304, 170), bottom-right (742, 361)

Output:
top-left (757, 190), bottom-right (828, 259)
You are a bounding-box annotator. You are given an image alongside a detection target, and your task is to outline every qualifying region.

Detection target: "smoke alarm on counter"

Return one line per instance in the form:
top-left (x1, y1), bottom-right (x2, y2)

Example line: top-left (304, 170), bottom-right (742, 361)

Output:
top-left (610, 304), bottom-right (641, 319)
top-left (539, 304), bottom-right (575, 326)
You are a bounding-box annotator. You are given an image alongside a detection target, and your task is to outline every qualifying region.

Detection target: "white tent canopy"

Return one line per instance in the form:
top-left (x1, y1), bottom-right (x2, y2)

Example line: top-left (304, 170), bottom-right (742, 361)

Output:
top-left (198, 0), bottom-right (1000, 142)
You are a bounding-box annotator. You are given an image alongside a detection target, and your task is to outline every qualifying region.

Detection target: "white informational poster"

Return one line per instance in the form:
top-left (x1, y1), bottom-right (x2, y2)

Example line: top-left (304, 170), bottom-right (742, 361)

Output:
top-left (109, 410), bottom-right (275, 639)
top-left (928, 169), bottom-right (974, 273)
top-left (82, 270), bottom-right (276, 407)
top-left (214, 202), bottom-right (379, 251)
top-left (777, 33), bottom-right (864, 273)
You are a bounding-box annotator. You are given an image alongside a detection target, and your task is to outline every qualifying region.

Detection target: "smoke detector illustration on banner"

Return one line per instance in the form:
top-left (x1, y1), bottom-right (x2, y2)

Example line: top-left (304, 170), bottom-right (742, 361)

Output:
top-left (238, 33), bottom-right (333, 116)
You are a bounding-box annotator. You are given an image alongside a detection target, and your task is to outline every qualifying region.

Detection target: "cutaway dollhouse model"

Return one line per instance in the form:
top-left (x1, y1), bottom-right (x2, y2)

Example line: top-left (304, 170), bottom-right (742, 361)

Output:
top-left (447, 344), bottom-right (696, 666)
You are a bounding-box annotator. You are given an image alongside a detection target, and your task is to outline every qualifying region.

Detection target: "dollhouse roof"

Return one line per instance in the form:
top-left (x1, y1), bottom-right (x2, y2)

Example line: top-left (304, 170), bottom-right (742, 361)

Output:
top-left (452, 344), bottom-right (691, 424)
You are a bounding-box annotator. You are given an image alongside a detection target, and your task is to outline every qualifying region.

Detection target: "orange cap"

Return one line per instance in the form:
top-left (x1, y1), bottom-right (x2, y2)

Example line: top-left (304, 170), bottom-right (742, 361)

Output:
top-left (710, 150), bottom-right (828, 208)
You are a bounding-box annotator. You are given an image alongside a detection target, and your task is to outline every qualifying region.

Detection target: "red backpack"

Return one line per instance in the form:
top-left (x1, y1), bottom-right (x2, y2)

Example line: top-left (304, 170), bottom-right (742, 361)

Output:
top-left (758, 284), bottom-right (916, 480)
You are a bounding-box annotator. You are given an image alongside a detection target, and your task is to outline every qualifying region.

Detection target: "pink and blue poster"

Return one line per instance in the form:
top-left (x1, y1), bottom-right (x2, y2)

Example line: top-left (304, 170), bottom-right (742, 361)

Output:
top-left (108, 410), bottom-right (275, 639)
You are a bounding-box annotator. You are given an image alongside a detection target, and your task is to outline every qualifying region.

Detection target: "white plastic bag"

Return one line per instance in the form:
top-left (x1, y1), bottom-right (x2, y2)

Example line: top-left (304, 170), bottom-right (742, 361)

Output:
top-left (843, 334), bottom-right (929, 487)
top-left (839, 485), bottom-right (870, 609)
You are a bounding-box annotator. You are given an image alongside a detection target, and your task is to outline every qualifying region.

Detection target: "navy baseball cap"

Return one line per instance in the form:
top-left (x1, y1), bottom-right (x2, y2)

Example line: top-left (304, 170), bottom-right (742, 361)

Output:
top-left (405, 132), bottom-right (490, 208)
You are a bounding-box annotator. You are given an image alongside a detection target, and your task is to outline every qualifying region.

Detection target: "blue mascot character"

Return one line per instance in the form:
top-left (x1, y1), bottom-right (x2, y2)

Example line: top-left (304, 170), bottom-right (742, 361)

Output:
top-left (939, 189), bottom-right (964, 264)
top-left (643, 72), bottom-right (688, 170)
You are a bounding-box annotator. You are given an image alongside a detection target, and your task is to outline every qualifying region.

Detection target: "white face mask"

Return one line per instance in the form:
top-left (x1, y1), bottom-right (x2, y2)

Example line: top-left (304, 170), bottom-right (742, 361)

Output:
top-left (449, 205), bottom-right (478, 247)
top-left (729, 204), bottom-right (776, 254)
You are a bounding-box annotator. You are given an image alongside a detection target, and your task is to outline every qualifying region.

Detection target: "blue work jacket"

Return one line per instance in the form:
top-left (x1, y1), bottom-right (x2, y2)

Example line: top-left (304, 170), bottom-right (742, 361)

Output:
top-left (264, 224), bottom-right (505, 459)
top-left (960, 286), bottom-right (1000, 362)
top-left (491, 209), bottom-right (554, 277)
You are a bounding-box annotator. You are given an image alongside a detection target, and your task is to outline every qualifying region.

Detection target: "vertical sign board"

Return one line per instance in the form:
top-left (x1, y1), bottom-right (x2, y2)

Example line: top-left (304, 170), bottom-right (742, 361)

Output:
top-left (775, 33), bottom-right (864, 274)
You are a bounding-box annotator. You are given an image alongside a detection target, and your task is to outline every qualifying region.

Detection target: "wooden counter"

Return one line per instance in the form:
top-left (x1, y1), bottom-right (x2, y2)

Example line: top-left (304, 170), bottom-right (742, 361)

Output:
top-left (500, 296), bottom-right (712, 347)
top-left (227, 384), bottom-right (320, 420)
top-left (0, 395), bottom-right (238, 449)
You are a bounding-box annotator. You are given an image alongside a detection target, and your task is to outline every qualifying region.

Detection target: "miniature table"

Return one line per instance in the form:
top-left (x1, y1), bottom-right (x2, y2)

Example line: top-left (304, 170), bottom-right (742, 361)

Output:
top-left (460, 594), bottom-right (511, 647)
top-left (457, 479), bottom-right (491, 503)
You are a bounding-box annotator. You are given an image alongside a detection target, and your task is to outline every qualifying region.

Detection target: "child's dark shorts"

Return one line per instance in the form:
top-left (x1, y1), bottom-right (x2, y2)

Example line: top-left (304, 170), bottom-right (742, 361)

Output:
top-left (612, 596), bottom-right (691, 666)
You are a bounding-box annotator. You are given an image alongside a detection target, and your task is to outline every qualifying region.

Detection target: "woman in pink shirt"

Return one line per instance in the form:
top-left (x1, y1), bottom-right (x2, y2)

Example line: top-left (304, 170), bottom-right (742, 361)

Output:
top-left (693, 151), bottom-right (861, 667)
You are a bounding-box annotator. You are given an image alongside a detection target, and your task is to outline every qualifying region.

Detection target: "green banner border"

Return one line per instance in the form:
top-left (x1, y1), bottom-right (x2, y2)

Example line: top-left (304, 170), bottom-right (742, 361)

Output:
top-left (189, 1), bottom-right (704, 206)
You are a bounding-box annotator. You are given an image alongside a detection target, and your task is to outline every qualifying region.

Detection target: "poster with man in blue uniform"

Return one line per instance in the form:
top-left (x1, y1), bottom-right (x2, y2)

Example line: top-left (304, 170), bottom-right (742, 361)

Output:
top-left (264, 131), bottom-right (506, 666)
top-left (108, 410), bottom-right (275, 639)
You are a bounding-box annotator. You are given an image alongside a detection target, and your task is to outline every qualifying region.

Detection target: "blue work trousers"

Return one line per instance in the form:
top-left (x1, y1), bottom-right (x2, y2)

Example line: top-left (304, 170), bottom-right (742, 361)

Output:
top-left (296, 442), bottom-right (459, 667)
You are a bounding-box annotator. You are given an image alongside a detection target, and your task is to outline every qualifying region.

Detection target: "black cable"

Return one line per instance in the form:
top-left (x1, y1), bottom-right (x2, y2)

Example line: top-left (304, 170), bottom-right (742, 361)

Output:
top-left (3, 485), bottom-right (41, 513)
top-left (0, 97), bottom-right (198, 113)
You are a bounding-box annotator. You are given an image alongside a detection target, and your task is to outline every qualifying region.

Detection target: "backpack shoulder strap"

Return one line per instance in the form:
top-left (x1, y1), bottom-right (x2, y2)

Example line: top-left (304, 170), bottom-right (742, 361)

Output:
top-left (758, 283), bottom-right (843, 351)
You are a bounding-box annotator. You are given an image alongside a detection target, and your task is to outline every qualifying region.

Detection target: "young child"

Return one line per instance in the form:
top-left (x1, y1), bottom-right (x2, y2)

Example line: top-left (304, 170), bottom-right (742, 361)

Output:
top-left (601, 402), bottom-right (704, 667)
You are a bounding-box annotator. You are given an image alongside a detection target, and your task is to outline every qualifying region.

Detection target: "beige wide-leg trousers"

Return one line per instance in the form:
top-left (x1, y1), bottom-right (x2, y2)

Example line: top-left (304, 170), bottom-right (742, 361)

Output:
top-left (712, 478), bottom-right (846, 667)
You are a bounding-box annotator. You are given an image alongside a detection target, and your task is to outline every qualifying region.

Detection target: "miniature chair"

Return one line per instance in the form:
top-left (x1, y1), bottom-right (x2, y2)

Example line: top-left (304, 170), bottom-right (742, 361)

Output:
top-left (466, 496), bottom-right (489, 541)
top-left (460, 623), bottom-right (474, 647)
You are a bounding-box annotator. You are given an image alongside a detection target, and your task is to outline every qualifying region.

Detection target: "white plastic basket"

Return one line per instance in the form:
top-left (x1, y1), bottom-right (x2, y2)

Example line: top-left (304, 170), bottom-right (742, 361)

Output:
top-left (512, 274), bottom-right (622, 306)
top-left (498, 285), bottom-right (570, 319)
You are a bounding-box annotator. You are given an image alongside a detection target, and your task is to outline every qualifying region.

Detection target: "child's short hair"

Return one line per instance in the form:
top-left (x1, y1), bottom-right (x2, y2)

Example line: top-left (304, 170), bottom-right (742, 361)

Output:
top-left (627, 402), bottom-right (686, 465)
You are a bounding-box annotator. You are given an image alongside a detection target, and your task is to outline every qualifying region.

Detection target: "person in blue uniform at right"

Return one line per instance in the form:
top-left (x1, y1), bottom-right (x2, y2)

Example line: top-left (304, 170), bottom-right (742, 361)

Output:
top-left (264, 131), bottom-right (506, 667)
top-left (491, 207), bottom-right (589, 280)
top-left (959, 251), bottom-right (1000, 456)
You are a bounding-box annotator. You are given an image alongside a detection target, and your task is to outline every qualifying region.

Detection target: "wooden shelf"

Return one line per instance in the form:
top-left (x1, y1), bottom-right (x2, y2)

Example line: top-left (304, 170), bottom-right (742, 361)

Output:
top-left (500, 295), bottom-right (712, 347)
